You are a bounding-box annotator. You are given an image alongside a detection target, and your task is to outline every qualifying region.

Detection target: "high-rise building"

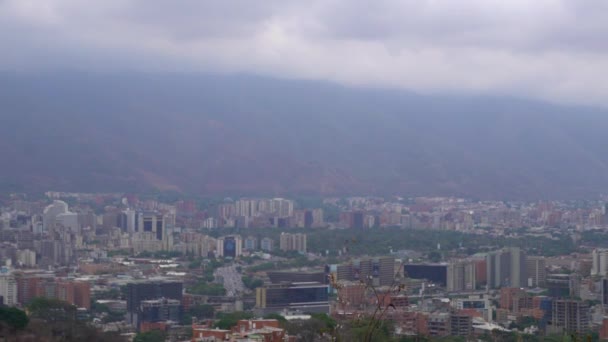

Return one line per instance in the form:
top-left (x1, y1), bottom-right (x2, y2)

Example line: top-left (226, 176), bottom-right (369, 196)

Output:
top-left (260, 237), bottom-right (273, 252)
top-left (270, 198), bottom-right (294, 217)
top-left (602, 278), bottom-right (608, 307)
top-left (42, 200), bottom-right (69, 232)
top-left (279, 233), bottom-right (307, 253)
top-left (243, 236), bottom-right (257, 251)
top-left (592, 249), bottom-right (608, 276)
top-left (137, 212), bottom-right (167, 240)
top-left (526, 256), bottom-right (546, 287)
top-left (0, 269), bottom-right (17, 306)
top-left (548, 300), bottom-right (589, 336)
top-left (17, 249), bottom-right (36, 267)
top-left (116, 209), bottom-right (136, 233)
top-left (447, 260), bottom-right (476, 292)
top-left (235, 199), bottom-right (258, 218)
top-left (312, 209), bottom-right (324, 227)
top-left (304, 210), bottom-right (314, 228)
top-left (486, 247), bottom-right (527, 289)
top-left (546, 273), bottom-right (580, 298)
top-left (352, 211), bottom-right (364, 229)
top-left (376, 257), bottom-right (396, 287)
top-left (216, 235), bottom-right (242, 258)
top-left (55, 211), bottom-right (80, 233)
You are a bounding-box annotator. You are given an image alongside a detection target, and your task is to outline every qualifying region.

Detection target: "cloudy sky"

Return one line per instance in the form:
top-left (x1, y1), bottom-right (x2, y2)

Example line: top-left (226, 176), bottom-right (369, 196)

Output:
top-left (1, 0), bottom-right (607, 106)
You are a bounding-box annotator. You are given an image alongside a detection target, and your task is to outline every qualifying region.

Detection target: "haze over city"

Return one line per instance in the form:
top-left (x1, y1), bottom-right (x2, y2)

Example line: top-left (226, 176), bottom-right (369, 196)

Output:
top-left (1, 1), bottom-right (608, 341)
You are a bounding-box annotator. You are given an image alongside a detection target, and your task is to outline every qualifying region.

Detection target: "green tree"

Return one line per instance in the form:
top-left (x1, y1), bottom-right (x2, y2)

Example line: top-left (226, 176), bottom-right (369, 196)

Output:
top-left (242, 275), bottom-right (264, 290)
top-left (0, 306), bottom-right (29, 332)
top-left (214, 312), bottom-right (253, 330)
top-left (27, 297), bottom-right (76, 321)
top-left (187, 282), bottom-right (226, 296)
top-left (190, 304), bottom-right (215, 319)
top-left (263, 313), bottom-right (287, 323)
top-left (133, 330), bottom-right (167, 342)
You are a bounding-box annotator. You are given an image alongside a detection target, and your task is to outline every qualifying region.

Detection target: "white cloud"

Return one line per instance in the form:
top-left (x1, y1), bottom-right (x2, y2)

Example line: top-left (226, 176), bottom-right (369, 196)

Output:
top-left (0, 0), bottom-right (607, 106)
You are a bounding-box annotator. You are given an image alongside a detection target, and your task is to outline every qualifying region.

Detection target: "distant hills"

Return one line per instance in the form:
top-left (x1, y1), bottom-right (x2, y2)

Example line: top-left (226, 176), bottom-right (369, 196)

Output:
top-left (2, 71), bottom-right (608, 200)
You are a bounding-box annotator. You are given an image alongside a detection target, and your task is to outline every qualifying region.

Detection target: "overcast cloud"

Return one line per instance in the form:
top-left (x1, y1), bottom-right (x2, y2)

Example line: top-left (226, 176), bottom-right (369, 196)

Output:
top-left (1, 0), bottom-right (607, 106)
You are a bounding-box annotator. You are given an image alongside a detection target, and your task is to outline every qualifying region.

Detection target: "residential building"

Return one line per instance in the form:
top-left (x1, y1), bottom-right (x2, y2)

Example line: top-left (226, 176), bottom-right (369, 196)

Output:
top-left (0, 270), bottom-right (17, 306)
top-left (548, 300), bottom-right (589, 336)
top-left (260, 237), bottom-right (273, 252)
top-left (279, 233), bottom-right (307, 253)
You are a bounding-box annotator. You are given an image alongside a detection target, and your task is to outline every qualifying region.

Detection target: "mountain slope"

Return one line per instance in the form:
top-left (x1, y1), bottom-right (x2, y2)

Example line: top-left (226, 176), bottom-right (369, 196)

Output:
top-left (1, 72), bottom-right (608, 199)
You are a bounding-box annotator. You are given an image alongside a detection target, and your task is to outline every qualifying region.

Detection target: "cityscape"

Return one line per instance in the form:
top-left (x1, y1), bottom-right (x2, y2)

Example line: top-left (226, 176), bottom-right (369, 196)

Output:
top-left (1, 192), bottom-right (608, 340)
top-left (2, 1), bottom-right (608, 341)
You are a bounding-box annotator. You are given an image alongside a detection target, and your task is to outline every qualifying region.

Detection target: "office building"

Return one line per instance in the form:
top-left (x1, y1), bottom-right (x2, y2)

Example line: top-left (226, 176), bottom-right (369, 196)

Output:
top-left (55, 211), bottom-right (80, 234)
top-left (602, 278), bottom-right (608, 307)
top-left (377, 257), bottom-right (396, 286)
top-left (485, 247), bottom-right (527, 288)
top-left (546, 273), bottom-right (580, 298)
top-left (404, 264), bottom-right (448, 286)
top-left (137, 212), bottom-right (167, 240)
top-left (216, 235), bottom-right (242, 258)
top-left (526, 256), bottom-right (546, 287)
top-left (447, 260), bottom-right (476, 292)
top-left (126, 281), bottom-right (183, 330)
top-left (117, 209), bottom-right (136, 233)
top-left (334, 257), bottom-right (395, 287)
top-left (267, 271), bottom-right (326, 284)
top-left (255, 282), bottom-right (329, 315)
top-left (592, 249), bottom-right (608, 276)
top-left (140, 298), bottom-right (181, 324)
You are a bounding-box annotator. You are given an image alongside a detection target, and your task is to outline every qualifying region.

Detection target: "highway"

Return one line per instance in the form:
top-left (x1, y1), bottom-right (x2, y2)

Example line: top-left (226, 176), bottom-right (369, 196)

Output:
top-left (214, 264), bottom-right (246, 297)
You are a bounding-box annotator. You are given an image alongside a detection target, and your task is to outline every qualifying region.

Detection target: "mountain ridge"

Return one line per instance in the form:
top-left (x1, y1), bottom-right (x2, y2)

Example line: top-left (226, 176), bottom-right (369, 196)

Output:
top-left (2, 71), bottom-right (608, 199)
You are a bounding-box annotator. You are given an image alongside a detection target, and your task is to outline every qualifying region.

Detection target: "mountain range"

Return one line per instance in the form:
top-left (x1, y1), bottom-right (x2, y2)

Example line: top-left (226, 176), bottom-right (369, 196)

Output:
top-left (2, 72), bottom-right (608, 200)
